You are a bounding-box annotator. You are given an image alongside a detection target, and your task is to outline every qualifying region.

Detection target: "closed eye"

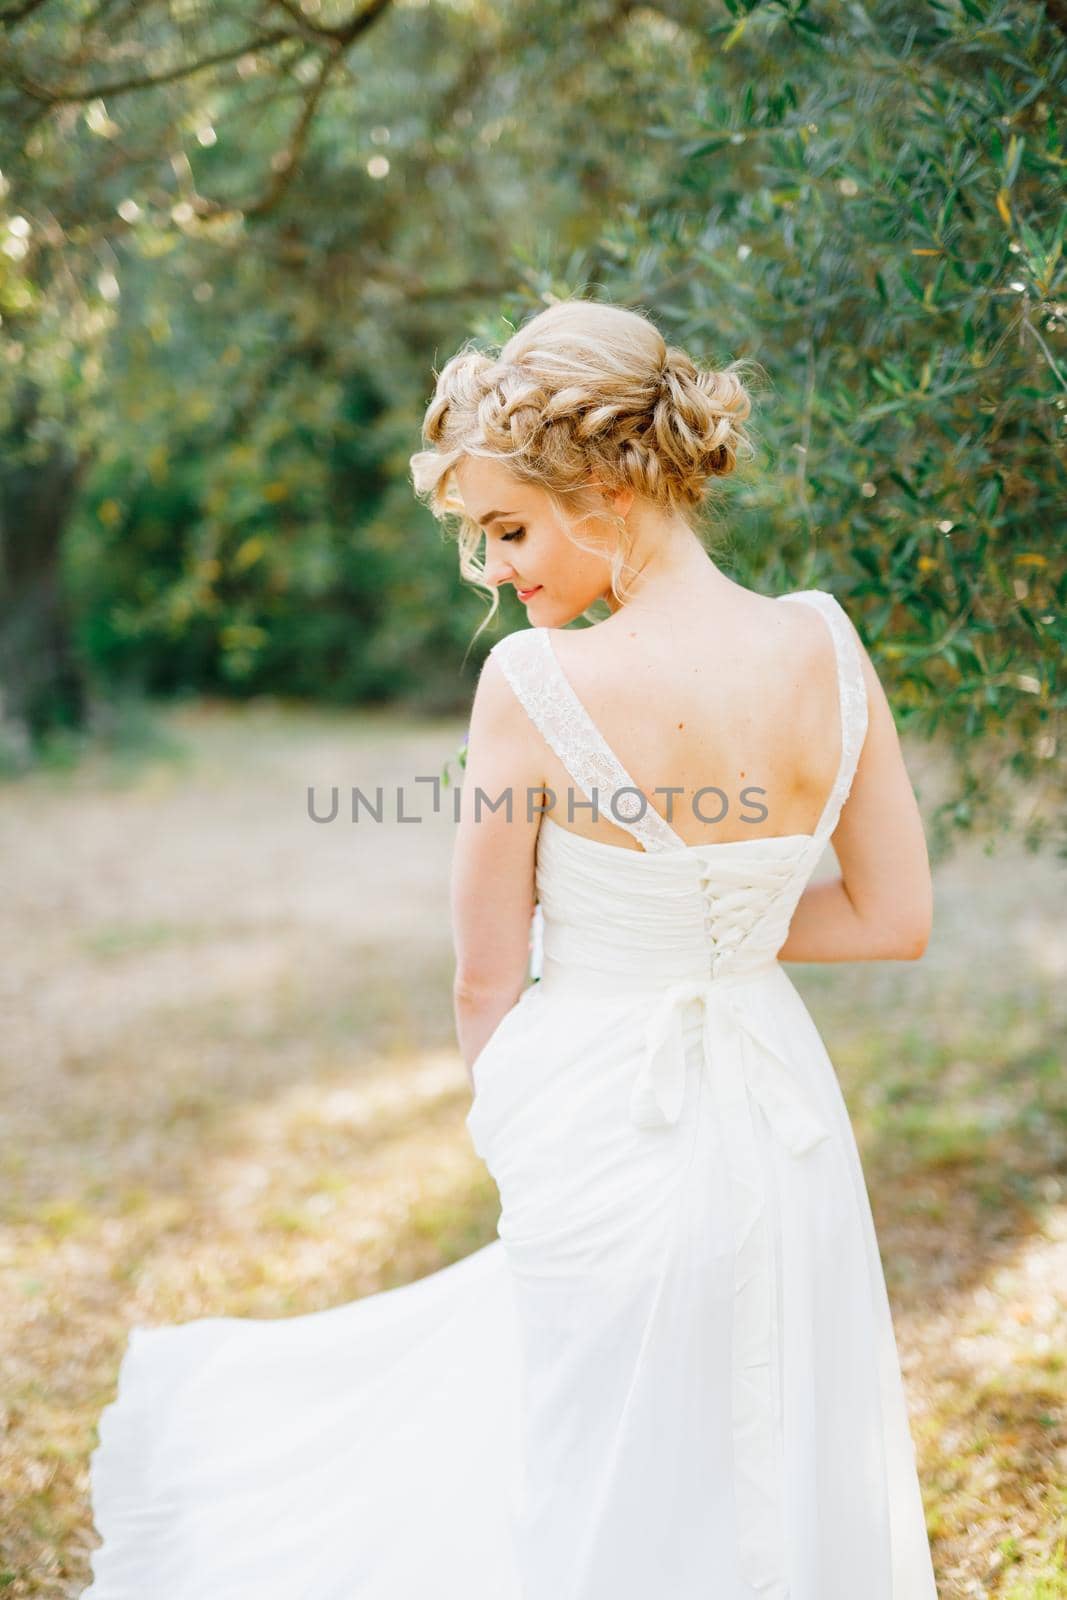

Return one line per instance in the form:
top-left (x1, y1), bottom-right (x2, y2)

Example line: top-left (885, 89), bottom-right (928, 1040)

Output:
top-left (502, 527), bottom-right (525, 542)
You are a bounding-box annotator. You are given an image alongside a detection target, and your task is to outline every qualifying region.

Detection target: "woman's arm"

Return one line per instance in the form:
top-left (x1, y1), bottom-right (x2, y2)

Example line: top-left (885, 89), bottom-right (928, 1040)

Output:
top-left (450, 651), bottom-right (546, 1089)
top-left (777, 613), bottom-right (933, 965)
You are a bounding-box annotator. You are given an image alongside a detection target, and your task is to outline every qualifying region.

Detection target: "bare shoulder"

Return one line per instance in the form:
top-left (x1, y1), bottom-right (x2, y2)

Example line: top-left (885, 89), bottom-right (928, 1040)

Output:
top-left (542, 592), bottom-right (837, 710)
top-left (772, 588), bottom-right (840, 655)
top-left (470, 638), bottom-right (531, 735)
top-left (725, 587), bottom-right (848, 688)
top-left (466, 637), bottom-right (547, 793)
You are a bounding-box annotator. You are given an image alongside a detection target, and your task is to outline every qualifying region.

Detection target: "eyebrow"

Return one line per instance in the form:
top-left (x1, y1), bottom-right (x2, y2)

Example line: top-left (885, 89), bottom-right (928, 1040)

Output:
top-left (474, 508), bottom-right (517, 528)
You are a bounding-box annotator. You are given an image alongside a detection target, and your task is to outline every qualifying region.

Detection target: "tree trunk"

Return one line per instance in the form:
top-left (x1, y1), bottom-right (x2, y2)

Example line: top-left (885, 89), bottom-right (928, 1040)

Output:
top-left (0, 379), bottom-right (89, 762)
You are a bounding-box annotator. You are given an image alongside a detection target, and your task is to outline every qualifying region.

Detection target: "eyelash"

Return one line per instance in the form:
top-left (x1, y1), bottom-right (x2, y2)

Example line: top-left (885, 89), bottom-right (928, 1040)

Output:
top-left (501, 528), bottom-right (525, 542)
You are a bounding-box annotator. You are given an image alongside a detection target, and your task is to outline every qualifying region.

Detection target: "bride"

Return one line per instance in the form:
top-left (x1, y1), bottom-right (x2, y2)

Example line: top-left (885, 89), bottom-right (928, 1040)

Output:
top-left (85, 299), bottom-right (940, 1599)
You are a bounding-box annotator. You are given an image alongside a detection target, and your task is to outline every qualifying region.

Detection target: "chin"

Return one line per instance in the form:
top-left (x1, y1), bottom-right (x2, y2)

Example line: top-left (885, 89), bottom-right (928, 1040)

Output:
top-left (555, 597), bottom-right (602, 627)
top-left (524, 588), bottom-right (594, 628)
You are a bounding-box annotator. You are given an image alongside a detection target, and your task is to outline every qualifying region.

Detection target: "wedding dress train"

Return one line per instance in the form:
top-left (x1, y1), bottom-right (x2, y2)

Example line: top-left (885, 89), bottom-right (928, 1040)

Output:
top-left (85, 588), bottom-right (940, 1599)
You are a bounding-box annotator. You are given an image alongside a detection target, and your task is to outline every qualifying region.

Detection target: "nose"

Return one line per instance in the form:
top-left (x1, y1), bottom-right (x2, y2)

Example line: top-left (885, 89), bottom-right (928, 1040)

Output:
top-left (484, 554), bottom-right (517, 589)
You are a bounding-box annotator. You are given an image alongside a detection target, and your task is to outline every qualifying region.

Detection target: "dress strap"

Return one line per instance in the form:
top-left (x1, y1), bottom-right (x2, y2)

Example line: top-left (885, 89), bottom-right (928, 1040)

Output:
top-left (489, 628), bottom-right (684, 854)
top-left (777, 589), bottom-right (869, 847)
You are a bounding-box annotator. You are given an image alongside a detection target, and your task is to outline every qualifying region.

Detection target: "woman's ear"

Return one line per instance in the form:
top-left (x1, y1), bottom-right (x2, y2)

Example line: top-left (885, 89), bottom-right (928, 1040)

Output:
top-left (583, 477), bottom-right (634, 520)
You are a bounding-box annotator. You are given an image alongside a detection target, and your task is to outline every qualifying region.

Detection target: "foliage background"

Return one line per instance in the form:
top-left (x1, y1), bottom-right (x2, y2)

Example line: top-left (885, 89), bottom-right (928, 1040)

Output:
top-left (1, 0), bottom-right (1064, 853)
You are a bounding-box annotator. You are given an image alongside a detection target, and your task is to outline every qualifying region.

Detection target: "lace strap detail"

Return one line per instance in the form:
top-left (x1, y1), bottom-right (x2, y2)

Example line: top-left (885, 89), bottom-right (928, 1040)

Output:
top-left (489, 629), bottom-right (684, 853)
top-left (778, 589), bottom-right (869, 846)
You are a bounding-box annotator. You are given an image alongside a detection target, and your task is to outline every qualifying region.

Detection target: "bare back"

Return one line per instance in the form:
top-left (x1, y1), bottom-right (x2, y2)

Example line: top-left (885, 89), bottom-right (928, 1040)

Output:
top-left (524, 589), bottom-right (842, 851)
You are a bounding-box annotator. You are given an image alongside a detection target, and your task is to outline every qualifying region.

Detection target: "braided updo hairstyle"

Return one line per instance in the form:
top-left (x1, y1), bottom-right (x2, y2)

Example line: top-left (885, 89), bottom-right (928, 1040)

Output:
top-left (409, 298), bottom-right (763, 635)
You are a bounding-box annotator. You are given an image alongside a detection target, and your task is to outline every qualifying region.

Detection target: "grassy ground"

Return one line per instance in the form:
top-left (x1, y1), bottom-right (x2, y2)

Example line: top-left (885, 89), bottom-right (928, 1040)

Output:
top-left (0, 699), bottom-right (1063, 1598)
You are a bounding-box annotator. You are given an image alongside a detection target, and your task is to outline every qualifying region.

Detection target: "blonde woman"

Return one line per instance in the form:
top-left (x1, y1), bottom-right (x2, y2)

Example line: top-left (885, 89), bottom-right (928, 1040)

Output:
top-left (86, 300), bottom-right (939, 1600)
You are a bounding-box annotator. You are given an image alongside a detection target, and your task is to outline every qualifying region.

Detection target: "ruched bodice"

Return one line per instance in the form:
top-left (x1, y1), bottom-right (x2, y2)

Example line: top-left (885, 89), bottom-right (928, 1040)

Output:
top-left (535, 815), bottom-right (816, 985)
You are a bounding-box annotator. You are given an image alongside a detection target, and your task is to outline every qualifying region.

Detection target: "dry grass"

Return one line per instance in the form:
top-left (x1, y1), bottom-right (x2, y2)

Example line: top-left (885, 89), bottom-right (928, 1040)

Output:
top-left (0, 699), bottom-right (1063, 1598)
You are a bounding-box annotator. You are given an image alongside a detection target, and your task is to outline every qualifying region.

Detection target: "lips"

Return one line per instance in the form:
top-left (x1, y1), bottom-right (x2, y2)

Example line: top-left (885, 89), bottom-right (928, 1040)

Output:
top-left (516, 585), bottom-right (541, 601)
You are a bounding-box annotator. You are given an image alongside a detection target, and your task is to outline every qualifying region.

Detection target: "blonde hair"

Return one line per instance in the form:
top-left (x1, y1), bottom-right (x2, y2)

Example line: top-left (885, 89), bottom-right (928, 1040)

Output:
top-left (409, 298), bottom-right (764, 637)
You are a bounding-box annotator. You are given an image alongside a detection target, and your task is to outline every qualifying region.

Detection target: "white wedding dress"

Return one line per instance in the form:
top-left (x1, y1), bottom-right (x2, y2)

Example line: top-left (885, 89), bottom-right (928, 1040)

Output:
top-left (85, 588), bottom-right (940, 1600)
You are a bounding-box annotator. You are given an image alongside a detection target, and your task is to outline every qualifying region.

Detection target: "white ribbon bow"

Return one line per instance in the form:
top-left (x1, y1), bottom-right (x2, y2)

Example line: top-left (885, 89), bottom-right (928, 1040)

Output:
top-left (630, 976), bottom-right (829, 1153)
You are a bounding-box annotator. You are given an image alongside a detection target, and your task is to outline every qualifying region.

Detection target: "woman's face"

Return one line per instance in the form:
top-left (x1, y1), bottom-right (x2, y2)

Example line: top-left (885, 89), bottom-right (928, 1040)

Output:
top-left (453, 456), bottom-right (626, 627)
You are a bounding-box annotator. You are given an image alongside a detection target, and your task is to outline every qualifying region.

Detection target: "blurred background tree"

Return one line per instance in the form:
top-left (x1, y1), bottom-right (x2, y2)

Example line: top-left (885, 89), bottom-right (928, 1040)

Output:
top-left (0, 0), bottom-right (1063, 851)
